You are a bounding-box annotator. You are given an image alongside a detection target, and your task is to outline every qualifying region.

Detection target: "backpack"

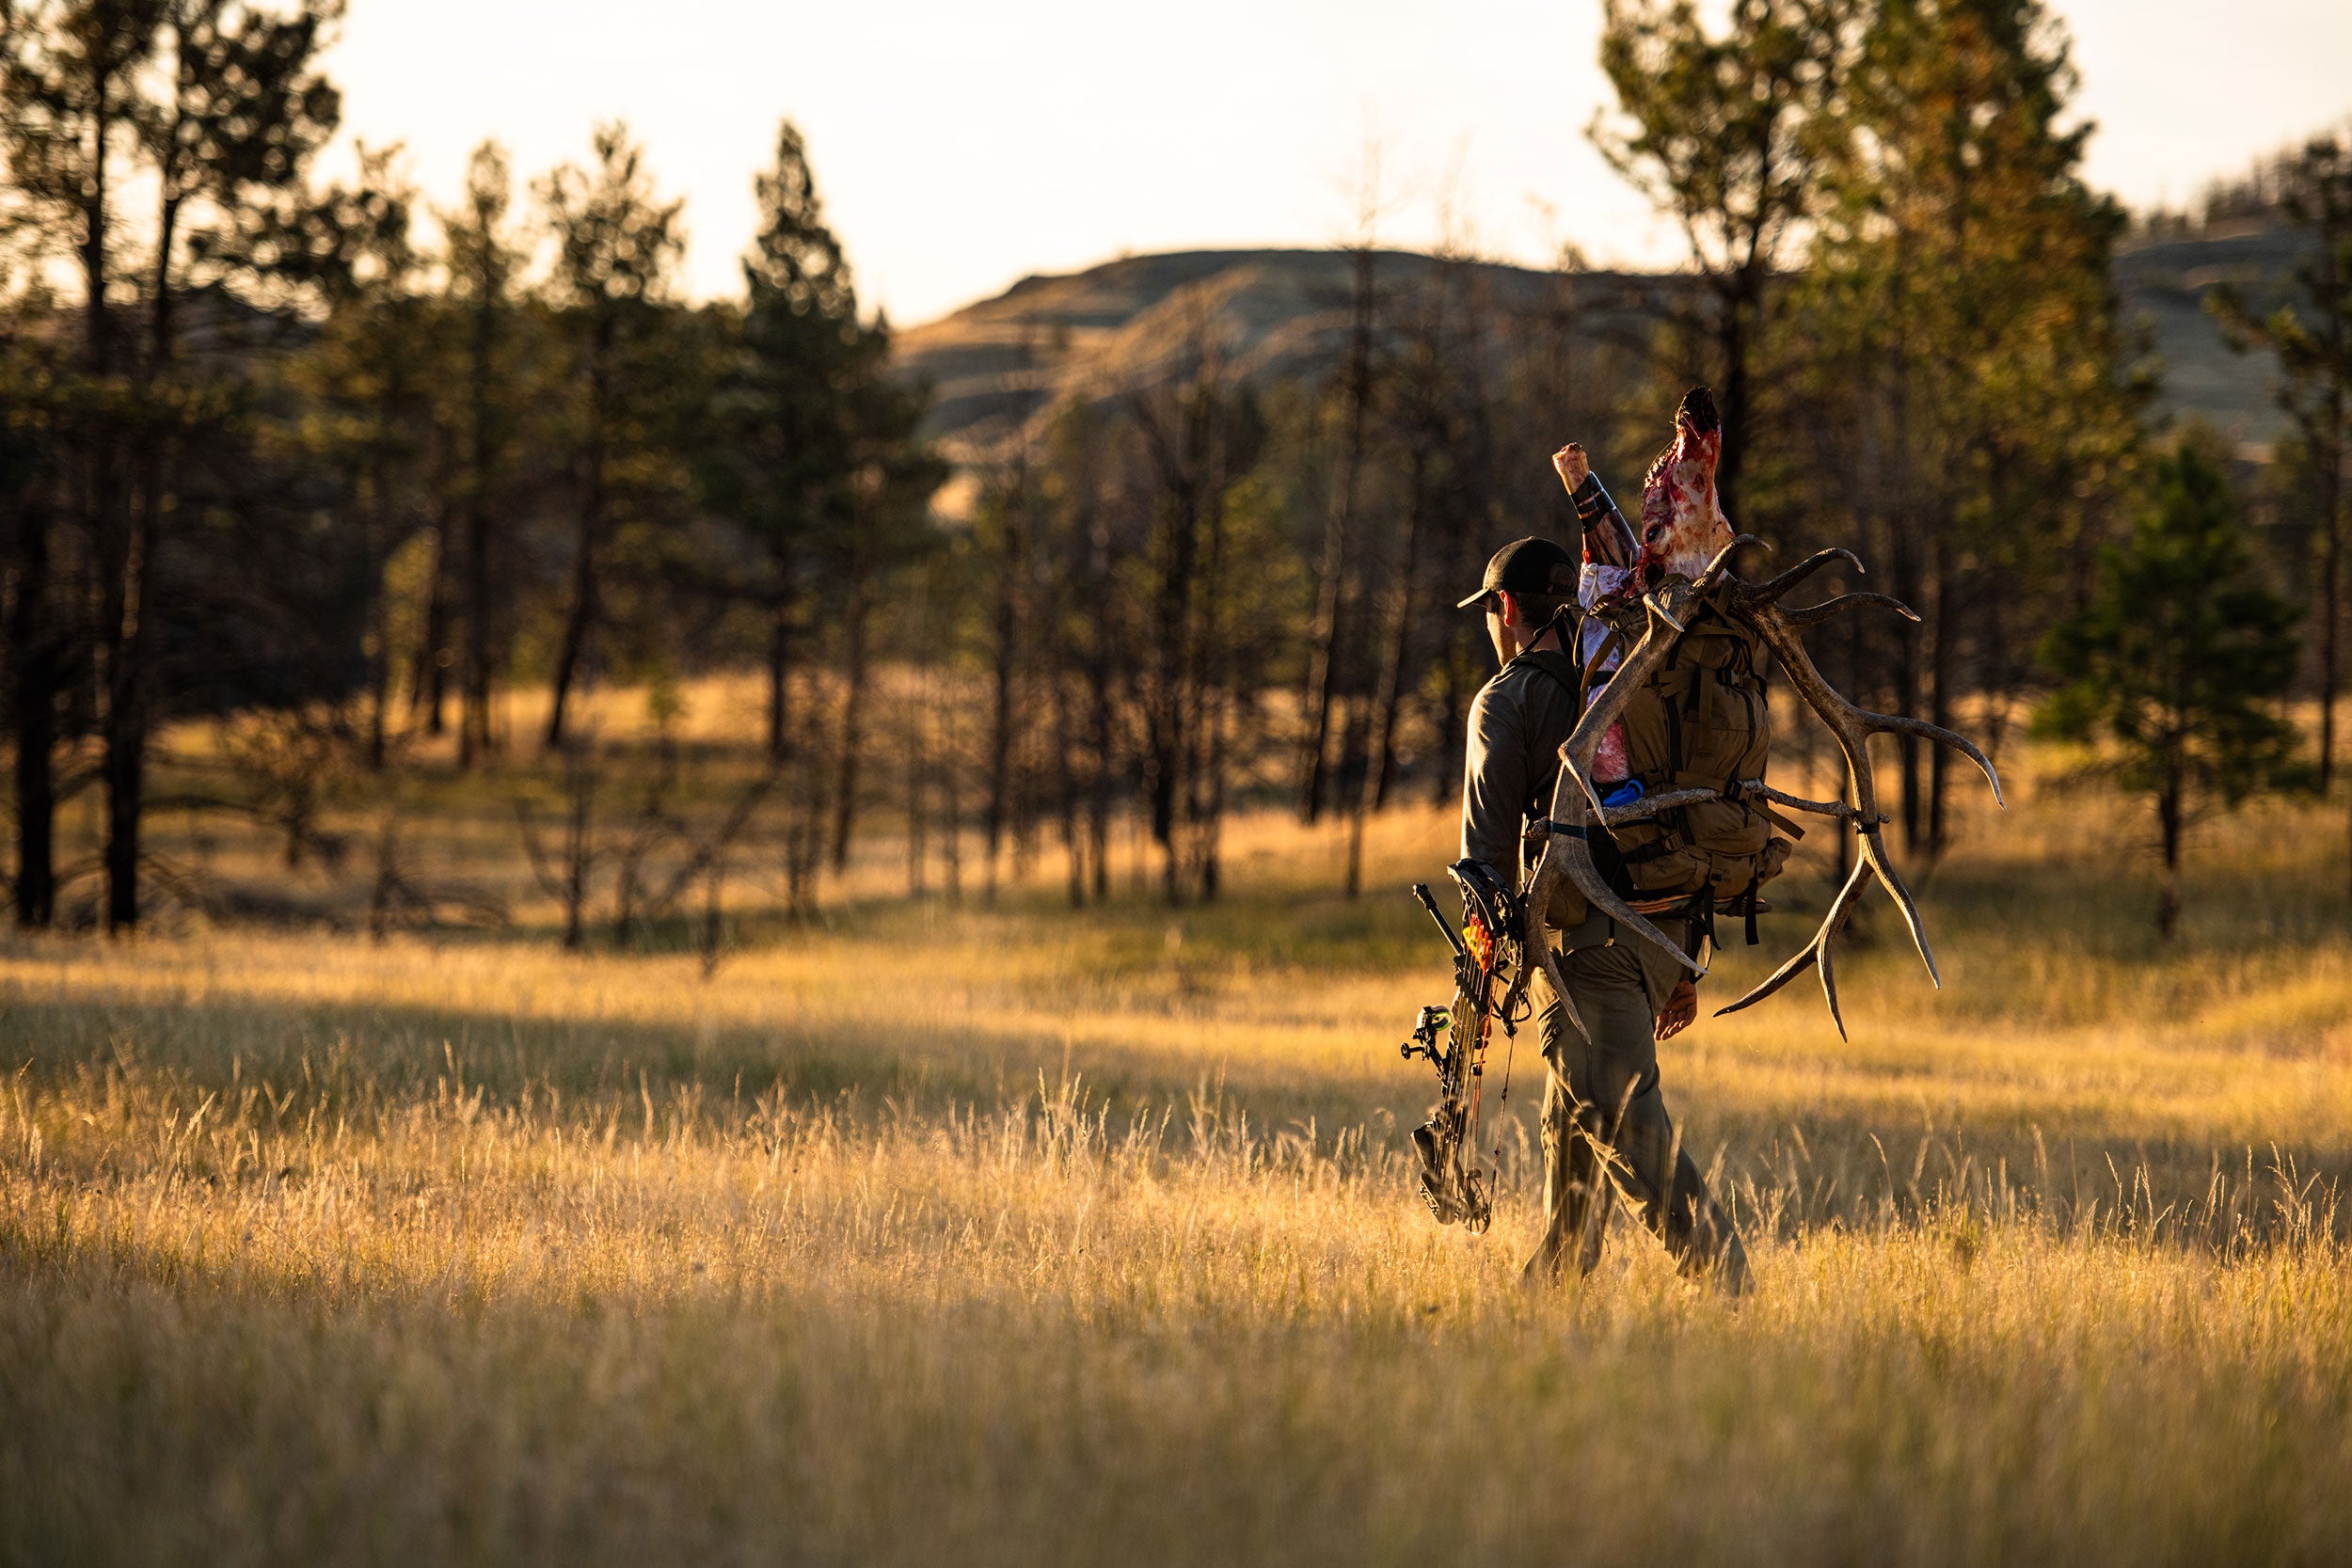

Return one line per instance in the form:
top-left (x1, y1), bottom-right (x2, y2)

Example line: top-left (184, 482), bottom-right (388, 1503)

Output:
top-left (1519, 588), bottom-right (1793, 913)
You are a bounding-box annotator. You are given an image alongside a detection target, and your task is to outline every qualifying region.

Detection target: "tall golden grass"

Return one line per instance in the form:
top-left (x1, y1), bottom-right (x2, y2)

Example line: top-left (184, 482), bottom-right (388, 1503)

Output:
top-left (4, 730), bottom-right (2351, 1564)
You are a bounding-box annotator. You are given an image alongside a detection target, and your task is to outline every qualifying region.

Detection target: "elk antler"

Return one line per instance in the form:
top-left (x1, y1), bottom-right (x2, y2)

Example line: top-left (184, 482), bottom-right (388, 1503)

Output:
top-left (1514, 536), bottom-right (2002, 1043)
top-left (1708, 568), bottom-right (2005, 1037)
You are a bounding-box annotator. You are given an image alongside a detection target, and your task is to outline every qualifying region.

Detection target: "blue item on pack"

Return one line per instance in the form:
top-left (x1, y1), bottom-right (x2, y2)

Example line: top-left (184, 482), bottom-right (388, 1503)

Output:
top-left (1599, 778), bottom-right (1645, 810)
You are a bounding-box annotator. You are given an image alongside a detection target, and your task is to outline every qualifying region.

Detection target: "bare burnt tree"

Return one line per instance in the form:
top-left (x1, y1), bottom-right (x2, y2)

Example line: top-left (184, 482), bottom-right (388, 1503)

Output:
top-left (1122, 296), bottom-right (1267, 903)
top-left (1300, 154), bottom-right (1388, 824)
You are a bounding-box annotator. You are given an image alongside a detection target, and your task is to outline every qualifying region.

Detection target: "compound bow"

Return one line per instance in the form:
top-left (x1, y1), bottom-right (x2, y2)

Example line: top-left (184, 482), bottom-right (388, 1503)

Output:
top-left (1401, 858), bottom-right (1528, 1233)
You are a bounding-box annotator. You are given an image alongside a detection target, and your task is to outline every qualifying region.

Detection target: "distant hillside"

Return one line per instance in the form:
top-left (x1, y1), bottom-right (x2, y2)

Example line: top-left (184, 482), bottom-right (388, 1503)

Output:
top-left (2114, 220), bottom-right (2318, 450)
top-left (893, 230), bottom-right (2315, 485)
top-left (889, 249), bottom-right (1679, 463)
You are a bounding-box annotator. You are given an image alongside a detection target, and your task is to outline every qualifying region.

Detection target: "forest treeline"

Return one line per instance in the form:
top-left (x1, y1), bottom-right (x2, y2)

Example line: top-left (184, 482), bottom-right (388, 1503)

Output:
top-left (0, 0), bottom-right (2346, 937)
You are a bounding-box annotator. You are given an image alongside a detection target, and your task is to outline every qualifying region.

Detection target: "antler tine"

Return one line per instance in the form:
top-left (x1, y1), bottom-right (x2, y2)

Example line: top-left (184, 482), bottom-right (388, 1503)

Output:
top-left (1740, 596), bottom-right (2004, 809)
top-left (1779, 592), bottom-right (1922, 630)
top-left (1749, 547), bottom-right (1864, 607)
top-left (1692, 532), bottom-right (1770, 598)
top-left (1866, 713), bottom-right (2005, 809)
top-left (1858, 826), bottom-right (1940, 987)
top-left (1731, 597), bottom-right (1992, 995)
top-left (1713, 853), bottom-right (1874, 1039)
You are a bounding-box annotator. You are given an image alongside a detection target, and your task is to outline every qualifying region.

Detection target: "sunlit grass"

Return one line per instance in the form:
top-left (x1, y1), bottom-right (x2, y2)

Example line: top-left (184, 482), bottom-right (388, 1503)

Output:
top-left (4, 734), bottom-right (2351, 1563)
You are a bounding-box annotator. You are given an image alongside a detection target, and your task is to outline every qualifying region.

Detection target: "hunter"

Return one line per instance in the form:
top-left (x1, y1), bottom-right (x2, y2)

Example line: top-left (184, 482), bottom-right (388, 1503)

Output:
top-left (1453, 528), bottom-right (1751, 1291)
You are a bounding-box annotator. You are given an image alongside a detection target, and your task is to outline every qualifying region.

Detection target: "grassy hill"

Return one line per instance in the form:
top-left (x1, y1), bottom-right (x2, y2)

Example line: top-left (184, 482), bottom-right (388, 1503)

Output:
top-left (895, 227), bottom-right (2315, 468)
top-left (890, 248), bottom-right (1680, 467)
top-left (2116, 219), bottom-right (2317, 449)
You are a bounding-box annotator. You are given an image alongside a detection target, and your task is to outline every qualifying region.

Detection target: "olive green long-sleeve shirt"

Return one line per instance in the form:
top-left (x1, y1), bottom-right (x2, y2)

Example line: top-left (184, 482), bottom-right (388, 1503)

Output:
top-left (1458, 653), bottom-right (1587, 931)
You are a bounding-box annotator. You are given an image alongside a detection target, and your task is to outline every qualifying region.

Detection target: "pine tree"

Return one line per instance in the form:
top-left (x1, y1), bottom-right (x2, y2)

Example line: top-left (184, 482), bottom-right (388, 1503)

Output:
top-left (2036, 444), bottom-right (2302, 936)
top-left (1, 0), bottom-right (342, 929)
top-left (1801, 0), bottom-right (2140, 857)
top-left (707, 121), bottom-right (869, 765)
top-left (2211, 135), bottom-right (2351, 800)
top-left (1593, 0), bottom-right (1855, 520)
top-left (537, 121), bottom-right (686, 752)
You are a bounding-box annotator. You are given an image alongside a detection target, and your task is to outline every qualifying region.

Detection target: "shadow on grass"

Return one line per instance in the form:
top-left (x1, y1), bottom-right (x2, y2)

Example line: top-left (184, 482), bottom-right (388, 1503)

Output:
top-left (7, 974), bottom-right (2344, 1250)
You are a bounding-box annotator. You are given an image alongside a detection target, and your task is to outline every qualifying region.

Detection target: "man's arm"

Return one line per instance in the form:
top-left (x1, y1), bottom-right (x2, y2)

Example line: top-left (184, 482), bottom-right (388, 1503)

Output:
top-left (1457, 676), bottom-right (1528, 890)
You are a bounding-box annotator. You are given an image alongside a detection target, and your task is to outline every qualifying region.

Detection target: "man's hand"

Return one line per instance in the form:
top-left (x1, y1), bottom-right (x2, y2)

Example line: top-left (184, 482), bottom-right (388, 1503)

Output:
top-left (1551, 442), bottom-right (1591, 494)
top-left (1655, 976), bottom-right (1698, 1041)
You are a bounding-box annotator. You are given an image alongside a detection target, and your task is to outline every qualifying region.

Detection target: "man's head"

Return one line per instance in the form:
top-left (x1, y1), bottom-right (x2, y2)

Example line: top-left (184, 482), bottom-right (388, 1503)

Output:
top-left (1632, 387), bottom-right (1736, 591)
top-left (1456, 535), bottom-right (1576, 664)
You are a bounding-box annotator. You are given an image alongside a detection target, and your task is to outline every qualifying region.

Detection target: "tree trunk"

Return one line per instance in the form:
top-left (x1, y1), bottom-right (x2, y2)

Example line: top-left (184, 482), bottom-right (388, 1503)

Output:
top-left (1338, 691), bottom-right (1370, 899)
top-left (544, 533), bottom-right (596, 752)
top-left (1926, 534), bottom-right (1955, 860)
top-left (459, 305), bottom-right (499, 767)
top-left (2319, 433), bottom-right (2342, 793)
top-left (1086, 656), bottom-right (1113, 904)
top-left (1891, 507), bottom-right (1924, 854)
top-left (765, 597), bottom-right (791, 763)
top-left (100, 434), bottom-right (163, 933)
top-left (982, 484), bottom-right (1022, 897)
top-left (422, 565), bottom-right (451, 736)
top-left (1301, 244), bottom-right (1376, 823)
top-left (9, 501), bottom-right (56, 928)
top-left (942, 694), bottom-right (964, 905)
top-left (1052, 671), bottom-right (1083, 906)
top-left (830, 570), bottom-right (871, 874)
top-left (546, 316), bottom-right (612, 753)
top-left (1369, 455), bottom-right (1430, 810)
top-left (906, 647), bottom-right (930, 899)
top-left (364, 455), bottom-right (393, 771)
top-left (2156, 770), bottom-right (2183, 940)
top-left (103, 705), bottom-right (143, 933)
top-left (1151, 487), bottom-right (1199, 905)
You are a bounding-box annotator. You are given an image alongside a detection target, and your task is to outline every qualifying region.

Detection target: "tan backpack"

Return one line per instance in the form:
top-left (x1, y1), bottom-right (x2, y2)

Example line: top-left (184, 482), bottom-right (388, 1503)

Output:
top-left (1521, 589), bottom-right (1794, 923)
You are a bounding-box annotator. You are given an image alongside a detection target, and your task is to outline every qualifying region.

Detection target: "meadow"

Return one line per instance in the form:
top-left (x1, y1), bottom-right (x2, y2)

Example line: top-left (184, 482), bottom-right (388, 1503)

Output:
top-left (4, 705), bottom-right (2352, 1566)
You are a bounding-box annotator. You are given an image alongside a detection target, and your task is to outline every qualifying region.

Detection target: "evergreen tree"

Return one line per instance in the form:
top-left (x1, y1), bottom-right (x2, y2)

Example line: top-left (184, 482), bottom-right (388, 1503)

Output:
top-left (2211, 135), bottom-right (2351, 800)
top-left (537, 121), bottom-right (686, 751)
top-left (2036, 444), bottom-right (2302, 936)
top-left (436, 140), bottom-right (527, 766)
top-left (1797, 0), bottom-right (2141, 856)
top-left (1593, 0), bottom-right (1855, 519)
top-left (707, 120), bottom-right (870, 764)
top-left (1, 0), bottom-right (342, 929)
top-left (289, 142), bottom-right (429, 769)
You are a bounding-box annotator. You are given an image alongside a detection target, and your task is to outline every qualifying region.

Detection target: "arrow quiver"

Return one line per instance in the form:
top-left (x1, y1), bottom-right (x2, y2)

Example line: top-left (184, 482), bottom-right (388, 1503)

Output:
top-left (1401, 860), bottom-right (1529, 1234)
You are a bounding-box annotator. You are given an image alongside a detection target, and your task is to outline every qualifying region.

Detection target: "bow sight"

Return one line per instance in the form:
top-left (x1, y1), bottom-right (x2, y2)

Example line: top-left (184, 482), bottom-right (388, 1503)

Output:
top-left (1402, 859), bottom-right (1529, 1234)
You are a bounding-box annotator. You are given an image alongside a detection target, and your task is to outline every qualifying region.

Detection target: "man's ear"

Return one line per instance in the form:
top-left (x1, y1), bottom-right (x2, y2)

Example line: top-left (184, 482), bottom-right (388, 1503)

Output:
top-left (1494, 590), bottom-right (1520, 629)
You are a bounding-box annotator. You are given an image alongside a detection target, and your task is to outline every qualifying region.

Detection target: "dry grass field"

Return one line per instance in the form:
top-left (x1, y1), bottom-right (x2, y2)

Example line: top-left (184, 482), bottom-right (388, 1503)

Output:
top-left (5, 710), bottom-right (2352, 1565)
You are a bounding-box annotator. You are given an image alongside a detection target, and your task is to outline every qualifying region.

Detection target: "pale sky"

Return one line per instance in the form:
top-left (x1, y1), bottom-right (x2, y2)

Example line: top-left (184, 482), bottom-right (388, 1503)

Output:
top-left (326, 0), bottom-right (2352, 326)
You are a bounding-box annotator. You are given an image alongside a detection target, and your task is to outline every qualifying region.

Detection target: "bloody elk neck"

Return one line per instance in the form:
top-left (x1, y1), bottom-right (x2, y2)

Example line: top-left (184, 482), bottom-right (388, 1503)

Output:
top-left (1632, 388), bottom-right (1737, 593)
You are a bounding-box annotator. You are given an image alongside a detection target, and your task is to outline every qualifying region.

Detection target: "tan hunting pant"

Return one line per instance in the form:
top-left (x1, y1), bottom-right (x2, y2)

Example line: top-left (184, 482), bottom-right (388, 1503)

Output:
top-left (1526, 926), bottom-right (1749, 1292)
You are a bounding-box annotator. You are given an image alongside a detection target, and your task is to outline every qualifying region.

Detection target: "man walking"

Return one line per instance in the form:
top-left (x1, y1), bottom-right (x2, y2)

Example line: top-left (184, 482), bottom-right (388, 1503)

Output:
top-left (1452, 533), bottom-right (1749, 1291)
